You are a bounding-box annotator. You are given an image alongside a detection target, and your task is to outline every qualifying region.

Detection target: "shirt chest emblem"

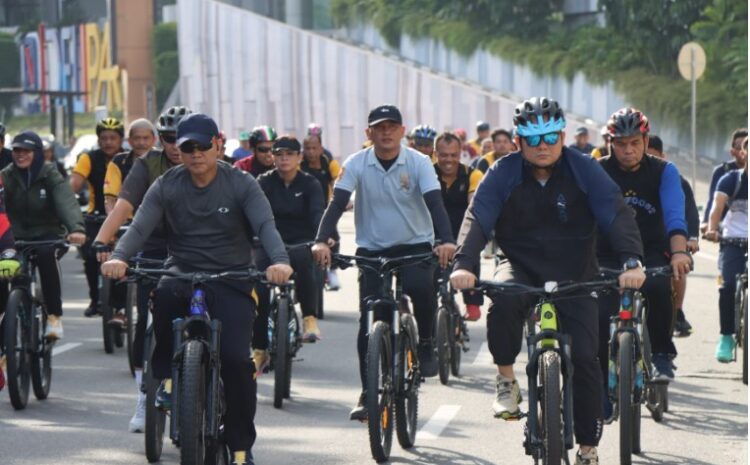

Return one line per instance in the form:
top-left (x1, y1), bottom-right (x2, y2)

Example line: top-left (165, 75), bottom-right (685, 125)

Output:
top-left (217, 207), bottom-right (230, 214)
top-left (400, 172), bottom-right (410, 190)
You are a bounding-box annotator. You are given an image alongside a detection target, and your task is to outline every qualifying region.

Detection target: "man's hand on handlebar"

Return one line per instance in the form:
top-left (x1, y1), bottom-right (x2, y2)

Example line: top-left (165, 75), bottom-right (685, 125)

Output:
top-left (450, 269), bottom-right (476, 290)
top-left (266, 263), bottom-right (293, 285)
top-left (67, 232), bottom-right (86, 246)
top-left (434, 242), bottom-right (457, 269)
top-left (101, 259), bottom-right (128, 280)
top-left (618, 267), bottom-right (646, 291)
top-left (93, 241), bottom-right (113, 263)
top-left (312, 240), bottom-right (334, 268)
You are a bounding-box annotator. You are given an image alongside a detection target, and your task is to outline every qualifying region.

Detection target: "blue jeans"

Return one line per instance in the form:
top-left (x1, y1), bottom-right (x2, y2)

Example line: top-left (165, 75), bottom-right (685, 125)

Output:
top-left (718, 243), bottom-right (746, 335)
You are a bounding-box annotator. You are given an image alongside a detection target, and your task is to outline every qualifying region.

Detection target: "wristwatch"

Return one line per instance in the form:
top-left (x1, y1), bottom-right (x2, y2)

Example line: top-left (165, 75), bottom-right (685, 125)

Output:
top-left (623, 257), bottom-right (643, 271)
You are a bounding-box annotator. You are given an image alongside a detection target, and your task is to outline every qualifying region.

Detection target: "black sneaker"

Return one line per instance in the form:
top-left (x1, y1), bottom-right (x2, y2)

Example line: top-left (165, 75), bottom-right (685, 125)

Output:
top-left (349, 391), bottom-right (367, 421)
top-left (673, 309), bottom-right (693, 337)
top-left (652, 353), bottom-right (675, 380)
top-left (418, 341), bottom-right (438, 378)
top-left (84, 302), bottom-right (100, 318)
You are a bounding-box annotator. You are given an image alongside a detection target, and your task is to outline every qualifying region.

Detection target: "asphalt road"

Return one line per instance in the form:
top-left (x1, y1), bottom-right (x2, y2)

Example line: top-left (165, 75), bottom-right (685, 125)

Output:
top-left (0, 210), bottom-right (747, 465)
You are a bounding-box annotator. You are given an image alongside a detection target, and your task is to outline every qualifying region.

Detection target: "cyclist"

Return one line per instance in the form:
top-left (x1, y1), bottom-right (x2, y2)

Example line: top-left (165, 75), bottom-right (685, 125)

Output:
top-left (469, 121), bottom-right (491, 156)
top-left (232, 131), bottom-right (253, 160)
top-left (450, 97), bottom-right (645, 465)
top-left (94, 105), bottom-right (191, 433)
top-left (70, 117), bottom-right (125, 317)
top-left (42, 137), bottom-right (66, 178)
top-left (0, 123), bottom-right (12, 170)
top-left (312, 104), bottom-right (456, 419)
top-left (701, 128), bottom-right (748, 234)
top-left (646, 135), bottom-right (700, 337)
top-left (234, 126), bottom-right (277, 177)
top-left (569, 126), bottom-right (595, 155)
top-left (704, 136), bottom-right (748, 362)
top-left (218, 131), bottom-right (234, 163)
top-left (101, 113), bottom-right (292, 465)
top-left (301, 131), bottom-right (343, 290)
top-left (307, 123), bottom-right (334, 159)
top-left (0, 181), bottom-right (18, 392)
top-left (253, 136), bottom-right (325, 371)
top-left (474, 129), bottom-right (514, 173)
top-left (103, 118), bottom-right (159, 213)
top-left (597, 108), bottom-right (692, 396)
top-left (409, 124), bottom-right (437, 159)
top-left (590, 125), bottom-right (610, 160)
top-left (2, 131), bottom-right (86, 339)
top-left (433, 131), bottom-right (484, 321)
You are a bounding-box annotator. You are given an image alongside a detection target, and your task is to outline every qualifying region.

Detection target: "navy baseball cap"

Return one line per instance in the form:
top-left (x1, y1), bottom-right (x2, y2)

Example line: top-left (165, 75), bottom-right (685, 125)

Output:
top-left (176, 113), bottom-right (219, 146)
top-left (368, 104), bottom-right (402, 127)
top-left (575, 126), bottom-right (589, 136)
top-left (272, 136), bottom-right (302, 153)
top-left (476, 121), bottom-right (490, 132)
top-left (11, 131), bottom-right (43, 151)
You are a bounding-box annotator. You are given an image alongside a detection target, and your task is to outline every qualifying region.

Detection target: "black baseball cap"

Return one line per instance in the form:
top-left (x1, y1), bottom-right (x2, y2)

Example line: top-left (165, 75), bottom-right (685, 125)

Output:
top-left (176, 113), bottom-right (219, 146)
top-left (575, 126), bottom-right (589, 136)
top-left (11, 131), bottom-right (42, 151)
top-left (272, 136), bottom-right (301, 153)
top-left (476, 121), bottom-right (490, 132)
top-left (368, 104), bottom-right (402, 127)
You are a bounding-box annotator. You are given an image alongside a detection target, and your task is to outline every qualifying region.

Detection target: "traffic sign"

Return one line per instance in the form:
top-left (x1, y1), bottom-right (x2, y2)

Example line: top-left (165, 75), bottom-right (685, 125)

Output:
top-left (678, 42), bottom-right (706, 81)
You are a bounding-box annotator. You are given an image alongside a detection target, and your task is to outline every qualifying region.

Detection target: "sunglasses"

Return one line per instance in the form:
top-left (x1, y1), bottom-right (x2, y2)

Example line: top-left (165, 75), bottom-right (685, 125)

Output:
top-left (414, 137), bottom-right (434, 147)
top-left (179, 140), bottom-right (213, 154)
top-left (160, 133), bottom-right (177, 144)
top-left (523, 132), bottom-right (560, 148)
top-left (256, 146), bottom-right (272, 153)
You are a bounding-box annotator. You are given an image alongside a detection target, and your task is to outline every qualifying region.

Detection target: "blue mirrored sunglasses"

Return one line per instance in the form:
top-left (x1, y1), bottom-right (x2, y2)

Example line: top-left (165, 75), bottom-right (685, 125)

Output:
top-left (523, 132), bottom-right (560, 148)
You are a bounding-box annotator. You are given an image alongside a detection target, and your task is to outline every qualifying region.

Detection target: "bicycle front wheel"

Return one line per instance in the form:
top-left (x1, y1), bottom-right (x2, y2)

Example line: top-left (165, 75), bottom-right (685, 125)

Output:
top-left (179, 340), bottom-right (208, 465)
top-left (273, 296), bottom-right (291, 409)
top-left (618, 331), bottom-right (635, 464)
top-left (367, 321), bottom-right (393, 462)
top-left (125, 282), bottom-right (138, 376)
top-left (436, 307), bottom-right (451, 385)
top-left (30, 302), bottom-right (52, 400)
top-left (4, 288), bottom-right (31, 409)
top-left (395, 315), bottom-right (420, 449)
top-left (539, 350), bottom-right (563, 465)
top-left (100, 278), bottom-right (115, 353)
top-left (742, 288), bottom-right (748, 385)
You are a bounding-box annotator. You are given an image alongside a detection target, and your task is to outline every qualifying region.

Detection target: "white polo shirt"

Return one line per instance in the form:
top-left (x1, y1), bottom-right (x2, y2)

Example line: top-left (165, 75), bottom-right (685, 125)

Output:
top-left (335, 146), bottom-right (441, 250)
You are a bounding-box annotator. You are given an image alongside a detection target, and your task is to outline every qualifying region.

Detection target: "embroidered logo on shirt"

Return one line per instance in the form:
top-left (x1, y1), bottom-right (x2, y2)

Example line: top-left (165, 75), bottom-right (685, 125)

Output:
top-left (294, 192), bottom-right (303, 197)
top-left (217, 207), bottom-right (230, 213)
top-left (400, 172), bottom-right (410, 191)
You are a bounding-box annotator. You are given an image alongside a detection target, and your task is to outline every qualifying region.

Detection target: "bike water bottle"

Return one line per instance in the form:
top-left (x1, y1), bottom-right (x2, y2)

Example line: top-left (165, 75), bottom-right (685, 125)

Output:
top-left (190, 289), bottom-right (208, 316)
top-left (608, 359), bottom-right (617, 396)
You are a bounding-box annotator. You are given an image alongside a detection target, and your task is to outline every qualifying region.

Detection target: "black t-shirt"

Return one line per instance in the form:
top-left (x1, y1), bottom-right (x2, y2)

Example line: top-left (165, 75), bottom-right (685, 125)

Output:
top-left (435, 164), bottom-right (473, 237)
top-left (0, 147), bottom-right (12, 171)
top-left (257, 170), bottom-right (325, 244)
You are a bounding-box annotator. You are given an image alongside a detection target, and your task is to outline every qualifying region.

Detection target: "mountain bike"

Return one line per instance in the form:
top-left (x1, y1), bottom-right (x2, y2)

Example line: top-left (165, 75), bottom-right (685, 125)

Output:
top-left (600, 266), bottom-right (672, 465)
top-left (435, 266), bottom-right (470, 385)
top-left (266, 279), bottom-right (299, 409)
top-left (2, 239), bottom-right (68, 409)
top-left (127, 266), bottom-right (265, 465)
top-left (723, 238), bottom-right (749, 384)
top-left (475, 277), bottom-right (617, 465)
top-left (333, 252), bottom-right (433, 463)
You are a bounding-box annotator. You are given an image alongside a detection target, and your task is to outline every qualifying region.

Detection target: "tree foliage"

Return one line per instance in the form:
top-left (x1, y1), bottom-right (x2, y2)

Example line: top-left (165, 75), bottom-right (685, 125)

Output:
top-left (152, 23), bottom-right (179, 109)
top-left (0, 33), bottom-right (20, 115)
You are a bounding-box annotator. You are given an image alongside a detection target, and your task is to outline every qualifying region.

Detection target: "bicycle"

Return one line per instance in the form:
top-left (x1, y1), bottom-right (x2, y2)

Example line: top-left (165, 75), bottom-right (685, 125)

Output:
top-left (265, 278), bottom-right (299, 409)
top-left (333, 252), bottom-right (433, 463)
top-left (434, 266), bottom-right (470, 385)
top-left (723, 238), bottom-right (748, 384)
top-left (126, 266), bottom-right (265, 465)
top-left (2, 239), bottom-right (68, 410)
top-left (600, 266), bottom-right (672, 465)
top-left (475, 277), bottom-right (617, 465)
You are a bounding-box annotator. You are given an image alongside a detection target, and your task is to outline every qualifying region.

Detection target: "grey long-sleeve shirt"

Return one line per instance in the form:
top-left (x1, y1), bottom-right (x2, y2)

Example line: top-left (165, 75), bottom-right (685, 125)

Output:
top-left (112, 162), bottom-right (289, 270)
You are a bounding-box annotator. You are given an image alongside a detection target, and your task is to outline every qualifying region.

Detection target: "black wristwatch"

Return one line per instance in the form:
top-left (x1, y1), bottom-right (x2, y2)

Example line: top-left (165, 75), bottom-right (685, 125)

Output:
top-left (623, 257), bottom-right (643, 271)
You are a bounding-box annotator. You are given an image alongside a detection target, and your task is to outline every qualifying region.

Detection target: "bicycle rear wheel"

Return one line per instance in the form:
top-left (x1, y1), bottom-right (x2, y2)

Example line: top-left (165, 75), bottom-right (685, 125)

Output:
top-left (126, 282), bottom-right (137, 376)
top-left (742, 289), bottom-right (748, 385)
top-left (4, 288), bottom-right (31, 409)
top-left (273, 296), bottom-right (291, 409)
top-left (179, 340), bottom-right (208, 465)
top-left (618, 331), bottom-right (634, 465)
top-left (144, 329), bottom-right (166, 463)
top-left (539, 350), bottom-right (563, 465)
top-left (395, 315), bottom-right (419, 449)
top-left (30, 302), bottom-right (52, 400)
top-left (436, 307), bottom-right (451, 385)
top-left (367, 321), bottom-right (393, 462)
top-left (100, 278), bottom-right (115, 354)
top-left (450, 312), bottom-right (462, 377)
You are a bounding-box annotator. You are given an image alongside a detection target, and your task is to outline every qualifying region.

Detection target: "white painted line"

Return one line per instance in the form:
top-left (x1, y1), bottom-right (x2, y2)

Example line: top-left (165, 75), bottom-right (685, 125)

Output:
top-left (473, 342), bottom-right (493, 365)
top-left (52, 342), bottom-right (82, 356)
top-left (416, 405), bottom-right (461, 440)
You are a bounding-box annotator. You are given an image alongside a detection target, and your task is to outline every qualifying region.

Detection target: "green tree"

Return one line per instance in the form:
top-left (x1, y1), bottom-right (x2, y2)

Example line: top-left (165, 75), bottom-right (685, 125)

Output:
top-left (152, 22), bottom-right (179, 109)
top-left (0, 32), bottom-right (20, 115)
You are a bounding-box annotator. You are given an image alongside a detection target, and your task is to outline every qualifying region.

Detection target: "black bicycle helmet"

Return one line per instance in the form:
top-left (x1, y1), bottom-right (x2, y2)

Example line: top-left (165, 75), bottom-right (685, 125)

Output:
top-left (606, 107), bottom-right (650, 138)
top-left (513, 97), bottom-right (565, 136)
top-left (249, 125), bottom-right (278, 146)
top-left (157, 106), bottom-right (192, 133)
top-left (96, 117), bottom-right (125, 137)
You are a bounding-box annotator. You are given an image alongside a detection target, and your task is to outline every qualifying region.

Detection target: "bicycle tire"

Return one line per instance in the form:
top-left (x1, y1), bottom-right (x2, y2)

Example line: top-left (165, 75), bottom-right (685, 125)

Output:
top-left (126, 282), bottom-right (137, 376)
top-left (30, 302), bottom-right (52, 400)
top-left (316, 267), bottom-right (325, 320)
top-left (273, 296), bottom-right (291, 409)
top-left (284, 311), bottom-right (297, 399)
top-left (618, 331), bottom-right (634, 465)
top-left (395, 315), bottom-right (419, 449)
top-left (179, 340), bottom-right (208, 465)
top-left (632, 390), bottom-right (642, 454)
top-left (436, 307), bottom-right (451, 385)
top-left (367, 321), bottom-right (393, 462)
top-left (742, 289), bottom-right (748, 385)
top-left (662, 384), bottom-right (669, 412)
top-left (144, 375), bottom-right (166, 462)
top-left (539, 350), bottom-right (563, 465)
top-left (4, 288), bottom-right (31, 409)
top-left (100, 278), bottom-right (115, 354)
top-left (450, 311), bottom-right (462, 377)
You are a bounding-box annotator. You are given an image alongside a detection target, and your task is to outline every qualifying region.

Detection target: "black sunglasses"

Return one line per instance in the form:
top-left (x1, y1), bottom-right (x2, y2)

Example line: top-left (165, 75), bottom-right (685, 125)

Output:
top-left (255, 146), bottom-right (272, 153)
top-left (160, 133), bottom-right (177, 144)
top-left (179, 140), bottom-right (213, 154)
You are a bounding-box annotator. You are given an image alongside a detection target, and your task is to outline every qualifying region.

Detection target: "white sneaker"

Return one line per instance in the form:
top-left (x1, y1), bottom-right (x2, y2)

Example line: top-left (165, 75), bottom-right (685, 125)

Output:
top-left (128, 394), bottom-right (146, 433)
top-left (575, 447), bottom-right (599, 465)
top-left (326, 269), bottom-right (341, 291)
top-left (492, 373), bottom-right (522, 419)
top-left (45, 315), bottom-right (63, 340)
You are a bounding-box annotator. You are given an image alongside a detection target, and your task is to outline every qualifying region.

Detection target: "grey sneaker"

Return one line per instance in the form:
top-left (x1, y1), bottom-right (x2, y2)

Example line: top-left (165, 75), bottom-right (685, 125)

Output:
top-left (492, 374), bottom-right (522, 419)
top-left (575, 447), bottom-right (599, 465)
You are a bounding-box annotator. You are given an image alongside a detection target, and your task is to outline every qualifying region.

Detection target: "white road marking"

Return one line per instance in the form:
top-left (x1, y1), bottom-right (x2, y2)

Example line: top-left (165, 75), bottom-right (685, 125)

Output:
top-left (52, 342), bottom-right (82, 356)
top-left (473, 342), bottom-right (492, 365)
top-left (416, 405), bottom-right (461, 440)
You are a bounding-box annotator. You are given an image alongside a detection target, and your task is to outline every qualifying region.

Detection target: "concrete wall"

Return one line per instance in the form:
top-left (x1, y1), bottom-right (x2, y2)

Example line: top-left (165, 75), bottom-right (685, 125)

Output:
top-left (115, 0), bottom-right (156, 122)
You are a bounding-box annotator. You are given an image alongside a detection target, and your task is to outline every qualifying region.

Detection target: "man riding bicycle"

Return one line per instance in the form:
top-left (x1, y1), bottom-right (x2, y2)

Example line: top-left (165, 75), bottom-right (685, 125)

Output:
top-left (312, 104), bottom-right (456, 420)
top-left (101, 113), bottom-right (292, 465)
top-left (2, 131), bottom-right (86, 340)
top-left (450, 97), bottom-right (645, 465)
top-left (234, 126), bottom-right (277, 178)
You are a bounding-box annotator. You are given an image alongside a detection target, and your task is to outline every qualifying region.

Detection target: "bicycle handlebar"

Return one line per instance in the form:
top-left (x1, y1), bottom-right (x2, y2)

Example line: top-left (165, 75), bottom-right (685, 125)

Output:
top-left (597, 265), bottom-right (673, 279)
top-left (125, 267), bottom-right (267, 285)
top-left (332, 252), bottom-right (435, 274)
top-left (14, 239), bottom-right (70, 251)
top-left (474, 278), bottom-right (618, 298)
